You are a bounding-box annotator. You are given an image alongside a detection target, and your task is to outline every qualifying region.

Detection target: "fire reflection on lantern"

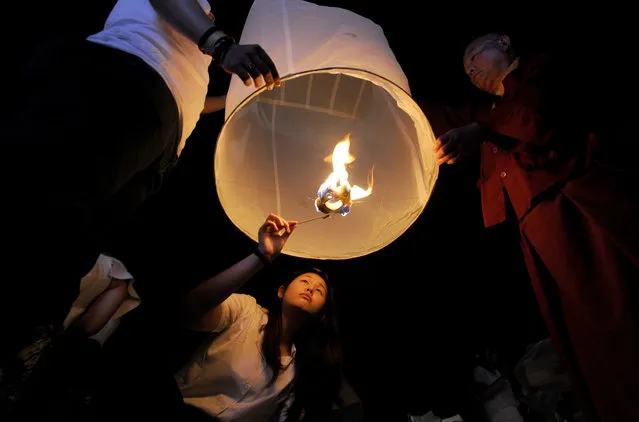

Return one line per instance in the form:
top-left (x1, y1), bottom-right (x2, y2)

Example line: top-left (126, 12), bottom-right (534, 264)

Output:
top-left (315, 135), bottom-right (374, 216)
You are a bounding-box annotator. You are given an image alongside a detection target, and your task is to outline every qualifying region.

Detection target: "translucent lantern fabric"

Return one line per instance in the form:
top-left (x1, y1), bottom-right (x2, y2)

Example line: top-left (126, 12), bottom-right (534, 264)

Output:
top-left (215, 0), bottom-right (439, 260)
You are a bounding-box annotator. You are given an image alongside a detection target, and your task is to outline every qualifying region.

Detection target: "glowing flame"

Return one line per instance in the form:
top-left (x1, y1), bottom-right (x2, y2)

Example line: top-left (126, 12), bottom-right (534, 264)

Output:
top-left (315, 135), bottom-right (374, 216)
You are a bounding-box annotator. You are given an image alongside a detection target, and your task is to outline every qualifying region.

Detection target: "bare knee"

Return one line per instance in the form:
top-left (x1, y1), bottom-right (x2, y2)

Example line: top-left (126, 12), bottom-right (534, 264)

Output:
top-left (69, 278), bottom-right (129, 337)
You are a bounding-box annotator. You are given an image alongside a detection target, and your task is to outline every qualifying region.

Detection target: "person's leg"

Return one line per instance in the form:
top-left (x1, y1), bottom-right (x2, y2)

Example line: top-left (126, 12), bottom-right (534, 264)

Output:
top-left (96, 306), bottom-right (189, 422)
top-left (68, 279), bottom-right (129, 338)
top-left (4, 331), bottom-right (102, 421)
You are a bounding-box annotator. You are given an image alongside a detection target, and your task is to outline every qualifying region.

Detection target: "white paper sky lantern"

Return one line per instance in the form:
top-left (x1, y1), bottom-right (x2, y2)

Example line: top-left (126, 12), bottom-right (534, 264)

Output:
top-left (215, 0), bottom-right (439, 260)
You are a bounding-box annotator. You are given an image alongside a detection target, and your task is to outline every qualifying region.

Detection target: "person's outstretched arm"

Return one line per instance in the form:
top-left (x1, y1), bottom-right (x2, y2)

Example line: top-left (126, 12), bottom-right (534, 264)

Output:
top-left (149, 0), bottom-right (217, 43)
top-left (201, 95), bottom-right (226, 115)
top-left (177, 214), bottom-right (297, 329)
top-left (149, 0), bottom-right (281, 89)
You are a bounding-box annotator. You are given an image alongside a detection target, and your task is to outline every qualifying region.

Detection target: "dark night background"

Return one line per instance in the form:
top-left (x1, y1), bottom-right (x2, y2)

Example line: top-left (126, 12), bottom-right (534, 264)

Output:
top-left (3, 2), bottom-right (634, 420)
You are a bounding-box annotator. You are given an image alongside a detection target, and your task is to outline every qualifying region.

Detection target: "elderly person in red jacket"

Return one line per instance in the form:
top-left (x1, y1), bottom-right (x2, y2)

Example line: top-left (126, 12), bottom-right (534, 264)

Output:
top-left (434, 33), bottom-right (639, 422)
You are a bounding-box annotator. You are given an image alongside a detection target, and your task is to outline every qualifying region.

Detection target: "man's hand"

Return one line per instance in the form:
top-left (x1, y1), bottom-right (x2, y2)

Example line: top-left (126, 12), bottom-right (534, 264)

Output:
top-left (434, 122), bottom-right (485, 165)
top-left (221, 44), bottom-right (281, 90)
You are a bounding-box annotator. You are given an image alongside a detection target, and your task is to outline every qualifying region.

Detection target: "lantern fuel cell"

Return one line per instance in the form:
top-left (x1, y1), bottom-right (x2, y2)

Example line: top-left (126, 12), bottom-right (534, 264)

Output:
top-left (315, 188), bottom-right (351, 216)
top-left (314, 136), bottom-right (374, 216)
top-left (215, 0), bottom-right (439, 260)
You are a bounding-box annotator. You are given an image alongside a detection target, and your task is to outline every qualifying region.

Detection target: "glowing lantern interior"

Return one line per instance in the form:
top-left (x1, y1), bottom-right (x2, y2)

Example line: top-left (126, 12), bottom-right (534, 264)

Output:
top-left (215, 0), bottom-right (438, 259)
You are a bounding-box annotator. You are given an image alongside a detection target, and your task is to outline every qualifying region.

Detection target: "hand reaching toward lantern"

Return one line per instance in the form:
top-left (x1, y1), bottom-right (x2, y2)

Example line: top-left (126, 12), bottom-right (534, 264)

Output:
top-left (221, 44), bottom-right (281, 90)
top-left (434, 122), bottom-right (485, 165)
top-left (257, 213), bottom-right (297, 262)
top-left (177, 213), bottom-right (296, 324)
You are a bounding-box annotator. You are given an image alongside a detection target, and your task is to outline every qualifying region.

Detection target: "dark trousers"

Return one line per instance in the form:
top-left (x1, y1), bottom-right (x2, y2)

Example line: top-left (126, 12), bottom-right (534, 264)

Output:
top-left (0, 39), bottom-right (180, 361)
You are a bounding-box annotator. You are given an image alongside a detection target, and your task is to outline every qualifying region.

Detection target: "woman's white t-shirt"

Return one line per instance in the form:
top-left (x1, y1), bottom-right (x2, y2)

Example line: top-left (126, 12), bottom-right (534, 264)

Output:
top-left (176, 294), bottom-right (296, 421)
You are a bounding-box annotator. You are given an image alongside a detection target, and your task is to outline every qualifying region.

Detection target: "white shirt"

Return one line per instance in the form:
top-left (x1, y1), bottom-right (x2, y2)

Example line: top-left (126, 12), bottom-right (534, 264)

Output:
top-left (176, 294), bottom-right (296, 421)
top-left (87, 0), bottom-right (213, 156)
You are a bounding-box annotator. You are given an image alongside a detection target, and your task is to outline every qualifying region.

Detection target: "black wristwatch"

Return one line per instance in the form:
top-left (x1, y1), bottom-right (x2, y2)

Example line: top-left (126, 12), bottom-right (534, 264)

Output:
top-left (211, 35), bottom-right (236, 64)
top-left (198, 26), bottom-right (236, 62)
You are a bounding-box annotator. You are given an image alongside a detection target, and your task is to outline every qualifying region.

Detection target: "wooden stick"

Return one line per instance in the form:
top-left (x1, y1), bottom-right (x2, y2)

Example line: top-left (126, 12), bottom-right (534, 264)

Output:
top-left (295, 214), bottom-right (330, 225)
top-left (278, 214), bottom-right (329, 236)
